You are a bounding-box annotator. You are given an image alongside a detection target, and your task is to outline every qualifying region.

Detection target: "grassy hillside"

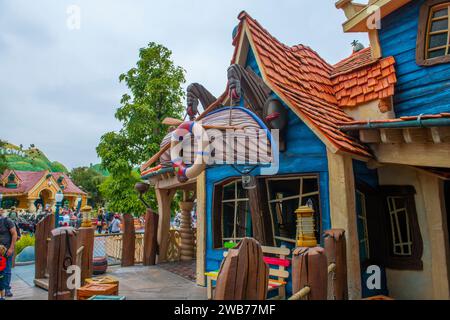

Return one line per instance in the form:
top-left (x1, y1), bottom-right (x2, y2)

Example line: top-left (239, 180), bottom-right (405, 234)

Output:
top-left (1, 142), bottom-right (69, 173)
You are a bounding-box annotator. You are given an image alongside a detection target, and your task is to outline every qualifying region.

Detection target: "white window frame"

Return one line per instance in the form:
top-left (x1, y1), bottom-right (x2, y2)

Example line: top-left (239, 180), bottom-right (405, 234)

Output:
top-left (387, 196), bottom-right (413, 256)
top-left (356, 190), bottom-right (370, 260)
top-left (221, 180), bottom-right (250, 243)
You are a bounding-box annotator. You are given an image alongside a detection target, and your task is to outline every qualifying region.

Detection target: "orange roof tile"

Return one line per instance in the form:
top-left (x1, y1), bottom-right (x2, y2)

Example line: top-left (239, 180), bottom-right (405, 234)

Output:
top-left (235, 12), bottom-right (373, 158)
top-left (331, 49), bottom-right (397, 108)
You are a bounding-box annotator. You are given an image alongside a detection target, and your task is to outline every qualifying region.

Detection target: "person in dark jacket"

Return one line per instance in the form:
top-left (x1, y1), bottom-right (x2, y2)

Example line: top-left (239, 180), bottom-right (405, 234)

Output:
top-left (0, 209), bottom-right (18, 298)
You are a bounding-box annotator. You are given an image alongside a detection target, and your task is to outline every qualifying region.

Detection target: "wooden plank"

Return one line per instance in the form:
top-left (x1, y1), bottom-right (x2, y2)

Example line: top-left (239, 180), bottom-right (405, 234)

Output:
top-left (48, 228), bottom-right (77, 300)
top-left (121, 213), bottom-right (135, 267)
top-left (430, 127), bottom-right (450, 144)
top-left (380, 128), bottom-right (404, 143)
top-left (34, 278), bottom-right (49, 290)
top-left (156, 188), bottom-right (176, 263)
top-left (324, 229), bottom-right (348, 300)
top-left (196, 171), bottom-right (206, 286)
top-left (372, 142), bottom-right (450, 168)
top-left (143, 209), bottom-right (159, 266)
top-left (77, 227), bottom-right (94, 284)
top-left (155, 175), bottom-right (196, 190)
top-left (403, 128), bottom-right (428, 143)
top-left (359, 129), bottom-right (381, 143)
top-left (269, 268), bottom-right (289, 279)
top-left (327, 149), bottom-right (361, 300)
top-left (247, 185), bottom-right (268, 245)
top-left (261, 246), bottom-right (290, 256)
top-left (35, 214), bottom-right (54, 279)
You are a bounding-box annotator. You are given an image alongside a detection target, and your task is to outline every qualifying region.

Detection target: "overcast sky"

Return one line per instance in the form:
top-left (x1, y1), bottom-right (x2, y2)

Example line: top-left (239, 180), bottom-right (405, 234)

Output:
top-left (0, 0), bottom-right (368, 170)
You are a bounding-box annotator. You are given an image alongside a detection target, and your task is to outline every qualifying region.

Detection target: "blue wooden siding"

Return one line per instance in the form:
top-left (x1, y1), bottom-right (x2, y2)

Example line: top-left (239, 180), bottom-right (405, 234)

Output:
top-left (205, 47), bottom-right (331, 273)
top-left (379, 0), bottom-right (450, 116)
top-left (353, 159), bottom-right (379, 189)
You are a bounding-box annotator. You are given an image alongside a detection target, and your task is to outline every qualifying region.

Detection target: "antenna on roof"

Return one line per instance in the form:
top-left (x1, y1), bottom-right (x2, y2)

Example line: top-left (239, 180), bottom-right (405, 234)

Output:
top-left (351, 40), bottom-right (365, 53)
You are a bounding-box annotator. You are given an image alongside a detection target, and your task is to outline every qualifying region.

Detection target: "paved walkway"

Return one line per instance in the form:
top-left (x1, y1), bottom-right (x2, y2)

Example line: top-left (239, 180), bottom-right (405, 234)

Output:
top-left (9, 263), bottom-right (206, 300)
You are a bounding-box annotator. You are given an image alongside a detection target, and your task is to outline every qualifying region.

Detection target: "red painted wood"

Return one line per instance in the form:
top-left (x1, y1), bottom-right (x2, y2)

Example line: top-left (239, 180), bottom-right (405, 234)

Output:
top-left (263, 256), bottom-right (290, 267)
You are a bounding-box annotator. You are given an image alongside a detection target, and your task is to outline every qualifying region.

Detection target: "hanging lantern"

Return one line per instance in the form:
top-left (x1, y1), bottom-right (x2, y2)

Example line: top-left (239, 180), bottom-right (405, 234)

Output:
top-left (294, 200), bottom-right (317, 247)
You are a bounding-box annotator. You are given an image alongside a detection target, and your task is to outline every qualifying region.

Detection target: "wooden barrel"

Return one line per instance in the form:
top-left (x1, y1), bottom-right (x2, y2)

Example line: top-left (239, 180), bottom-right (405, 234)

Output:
top-left (93, 256), bottom-right (108, 275)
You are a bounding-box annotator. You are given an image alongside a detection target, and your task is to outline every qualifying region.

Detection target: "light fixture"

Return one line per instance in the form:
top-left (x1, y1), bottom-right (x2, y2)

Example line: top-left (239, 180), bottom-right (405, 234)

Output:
top-left (55, 190), bottom-right (64, 203)
top-left (294, 199), bottom-right (317, 247)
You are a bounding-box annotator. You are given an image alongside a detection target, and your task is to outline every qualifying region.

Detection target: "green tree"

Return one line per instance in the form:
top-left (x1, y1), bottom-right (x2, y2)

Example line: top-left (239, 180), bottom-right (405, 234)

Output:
top-left (97, 42), bottom-right (185, 215)
top-left (70, 166), bottom-right (106, 208)
top-left (0, 140), bottom-right (8, 173)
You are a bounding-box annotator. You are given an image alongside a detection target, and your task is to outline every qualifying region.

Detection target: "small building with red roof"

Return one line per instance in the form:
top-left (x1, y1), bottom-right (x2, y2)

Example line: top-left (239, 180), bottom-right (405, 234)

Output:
top-left (0, 169), bottom-right (87, 211)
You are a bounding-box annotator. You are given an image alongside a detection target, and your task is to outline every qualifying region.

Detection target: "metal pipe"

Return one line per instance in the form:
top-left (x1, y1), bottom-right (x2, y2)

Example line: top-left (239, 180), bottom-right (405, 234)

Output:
top-left (340, 118), bottom-right (450, 132)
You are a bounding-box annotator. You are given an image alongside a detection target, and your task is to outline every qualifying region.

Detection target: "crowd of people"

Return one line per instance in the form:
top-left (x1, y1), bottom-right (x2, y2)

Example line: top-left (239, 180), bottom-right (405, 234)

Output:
top-left (0, 205), bottom-right (128, 300)
top-left (95, 209), bottom-right (122, 234)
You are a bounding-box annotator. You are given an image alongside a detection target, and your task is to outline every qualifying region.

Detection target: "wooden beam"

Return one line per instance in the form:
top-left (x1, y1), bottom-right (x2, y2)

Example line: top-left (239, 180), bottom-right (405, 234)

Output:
top-left (196, 171), bottom-right (206, 286)
top-left (156, 188), bottom-right (176, 263)
top-left (155, 175), bottom-right (196, 190)
top-left (430, 127), bottom-right (450, 144)
top-left (327, 149), bottom-right (361, 300)
top-left (372, 143), bottom-right (450, 168)
top-left (368, 29), bottom-right (382, 59)
top-left (403, 128), bottom-right (428, 144)
top-left (342, 0), bottom-right (412, 32)
top-left (359, 129), bottom-right (381, 143)
top-left (417, 172), bottom-right (450, 299)
top-left (380, 128), bottom-right (404, 143)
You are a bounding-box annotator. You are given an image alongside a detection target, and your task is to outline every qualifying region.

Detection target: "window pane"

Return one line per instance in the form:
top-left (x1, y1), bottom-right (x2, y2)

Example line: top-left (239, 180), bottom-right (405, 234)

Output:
top-left (429, 33), bottom-right (448, 48)
top-left (398, 211), bottom-right (410, 244)
top-left (223, 182), bottom-right (235, 200)
top-left (236, 181), bottom-right (247, 199)
top-left (268, 179), bottom-right (300, 199)
top-left (431, 18), bottom-right (449, 32)
top-left (429, 48), bottom-right (447, 58)
top-left (302, 178), bottom-right (319, 194)
top-left (235, 201), bottom-right (251, 238)
top-left (222, 202), bottom-right (235, 239)
top-left (433, 8), bottom-right (448, 18)
top-left (271, 198), bottom-right (298, 239)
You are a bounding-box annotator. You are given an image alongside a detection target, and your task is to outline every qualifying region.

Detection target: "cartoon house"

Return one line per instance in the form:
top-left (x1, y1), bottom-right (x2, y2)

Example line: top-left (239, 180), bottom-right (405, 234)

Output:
top-left (141, 4), bottom-right (450, 300)
top-left (0, 170), bottom-right (87, 211)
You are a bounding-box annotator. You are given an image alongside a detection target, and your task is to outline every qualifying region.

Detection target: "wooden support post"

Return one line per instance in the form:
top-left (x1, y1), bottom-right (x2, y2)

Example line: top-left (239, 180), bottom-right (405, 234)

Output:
top-left (34, 214), bottom-right (54, 280)
top-left (77, 226), bottom-right (94, 285)
top-left (291, 247), bottom-right (328, 300)
top-left (324, 229), bottom-right (348, 300)
top-left (247, 185), bottom-right (268, 245)
top-left (196, 171), bottom-right (206, 286)
top-left (327, 149), bottom-right (361, 300)
top-left (48, 227), bottom-right (78, 300)
top-left (156, 188), bottom-right (176, 263)
top-left (121, 213), bottom-right (135, 267)
top-left (143, 208), bottom-right (159, 266)
top-left (179, 201), bottom-right (195, 261)
top-left (418, 172), bottom-right (450, 299)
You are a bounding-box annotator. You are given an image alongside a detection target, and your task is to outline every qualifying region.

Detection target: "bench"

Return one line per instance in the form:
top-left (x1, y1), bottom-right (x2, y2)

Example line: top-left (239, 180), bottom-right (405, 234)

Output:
top-left (205, 245), bottom-right (291, 300)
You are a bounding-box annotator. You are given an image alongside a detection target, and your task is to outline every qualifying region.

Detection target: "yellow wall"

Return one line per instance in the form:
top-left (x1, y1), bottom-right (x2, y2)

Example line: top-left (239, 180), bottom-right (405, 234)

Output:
top-left (378, 165), bottom-right (450, 299)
